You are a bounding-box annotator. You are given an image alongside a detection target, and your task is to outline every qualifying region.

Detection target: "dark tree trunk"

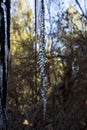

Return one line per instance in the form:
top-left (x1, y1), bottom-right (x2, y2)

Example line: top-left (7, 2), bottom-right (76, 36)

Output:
top-left (0, 0), bottom-right (10, 130)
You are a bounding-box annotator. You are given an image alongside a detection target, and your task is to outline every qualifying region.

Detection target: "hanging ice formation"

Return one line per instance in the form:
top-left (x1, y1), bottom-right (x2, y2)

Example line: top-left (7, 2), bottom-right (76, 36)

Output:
top-left (39, 0), bottom-right (47, 119)
top-left (34, 0), bottom-right (38, 101)
top-left (0, 0), bottom-right (10, 129)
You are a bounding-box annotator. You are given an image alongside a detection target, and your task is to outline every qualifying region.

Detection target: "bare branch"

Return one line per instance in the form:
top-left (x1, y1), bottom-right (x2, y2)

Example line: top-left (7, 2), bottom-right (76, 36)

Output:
top-left (75, 0), bottom-right (87, 19)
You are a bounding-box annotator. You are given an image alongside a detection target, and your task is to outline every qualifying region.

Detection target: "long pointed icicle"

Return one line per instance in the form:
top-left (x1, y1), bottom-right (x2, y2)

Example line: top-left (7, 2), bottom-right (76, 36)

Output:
top-left (0, 65), bottom-right (3, 129)
top-left (34, 0), bottom-right (38, 101)
top-left (1, 0), bottom-right (9, 79)
top-left (0, 2), bottom-right (3, 128)
top-left (39, 0), bottom-right (47, 119)
top-left (0, 0), bottom-right (9, 129)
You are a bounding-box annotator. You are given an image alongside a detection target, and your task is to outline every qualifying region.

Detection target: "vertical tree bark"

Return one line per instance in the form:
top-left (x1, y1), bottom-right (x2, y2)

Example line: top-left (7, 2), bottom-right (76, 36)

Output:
top-left (0, 0), bottom-right (10, 130)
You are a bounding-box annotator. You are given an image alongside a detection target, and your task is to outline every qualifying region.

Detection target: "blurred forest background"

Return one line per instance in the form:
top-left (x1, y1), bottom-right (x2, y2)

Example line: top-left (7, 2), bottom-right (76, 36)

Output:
top-left (8, 0), bottom-right (87, 130)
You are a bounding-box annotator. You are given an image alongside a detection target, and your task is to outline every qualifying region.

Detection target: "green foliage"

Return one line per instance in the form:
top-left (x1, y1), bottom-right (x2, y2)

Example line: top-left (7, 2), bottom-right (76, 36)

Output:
top-left (8, 1), bottom-right (87, 130)
top-left (9, 1), bottom-right (36, 129)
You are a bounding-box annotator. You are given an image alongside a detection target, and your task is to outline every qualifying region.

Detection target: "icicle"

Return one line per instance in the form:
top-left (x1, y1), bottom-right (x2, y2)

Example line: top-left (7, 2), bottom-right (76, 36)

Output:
top-left (34, 0), bottom-right (38, 101)
top-left (0, 1), bottom-right (9, 129)
top-left (39, 0), bottom-right (47, 119)
top-left (0, 2), bottom-right (4, 129)
top-left (0, 65), bottom-right (3, 129)
top-left (1, 1), bottom-right (9, 80)
top-left (0, 65), bottom-right (3, 93)
top-left (0, 15), bottom-right (2, 27)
